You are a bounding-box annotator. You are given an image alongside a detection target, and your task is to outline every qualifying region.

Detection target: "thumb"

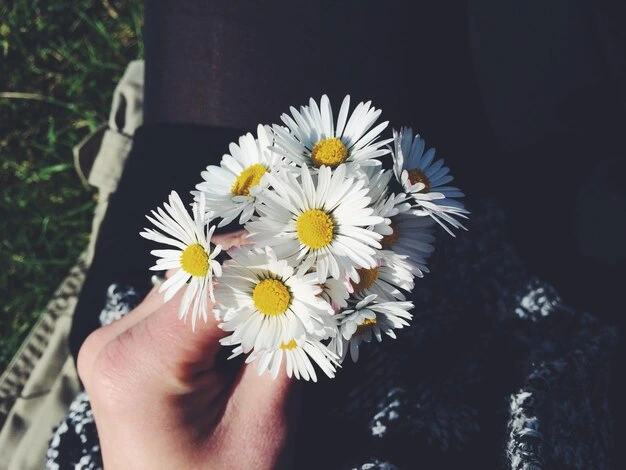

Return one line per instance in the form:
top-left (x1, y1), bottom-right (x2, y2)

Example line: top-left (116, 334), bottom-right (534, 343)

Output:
top-left (92, 287), bottom-right (227, 398)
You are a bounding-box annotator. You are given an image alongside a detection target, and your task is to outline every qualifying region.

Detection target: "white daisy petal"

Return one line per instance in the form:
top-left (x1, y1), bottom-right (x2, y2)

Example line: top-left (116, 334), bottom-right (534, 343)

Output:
top-left (320, 277), bottom-right (351, 312)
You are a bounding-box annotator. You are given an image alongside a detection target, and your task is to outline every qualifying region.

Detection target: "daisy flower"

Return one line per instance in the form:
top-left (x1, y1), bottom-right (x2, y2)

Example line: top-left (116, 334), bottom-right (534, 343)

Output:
top-left (392, 127), bottom-right (468, 235)
top-left (246, 164), bottom-right (386, 282)
top-left (379, 211), bottom-right (435, 278)
top-left (228, 337), bottom-right (339, 382)
top-left (195, 124), bottom-right (286, 227)
top-left (272, 95), bottom-right (391, 171)
top-left (215, 247), bottom-right (333, 352)
top-left (349, 251), bottom-right (414, 302)
top-left (330, 295), bottom-right (414, 363)
top-left (140, 191), bottom-right (222, 330)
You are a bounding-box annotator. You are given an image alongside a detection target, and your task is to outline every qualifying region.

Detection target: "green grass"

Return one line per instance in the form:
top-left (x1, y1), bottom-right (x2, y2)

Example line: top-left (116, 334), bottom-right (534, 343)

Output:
top-left (0, 0), bottom-right (143, 371)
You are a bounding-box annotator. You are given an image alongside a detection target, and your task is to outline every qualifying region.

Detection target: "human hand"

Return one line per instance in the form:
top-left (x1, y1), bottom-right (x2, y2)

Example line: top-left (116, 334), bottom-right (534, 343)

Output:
top-left (77, 231), bottom-right (299, 469)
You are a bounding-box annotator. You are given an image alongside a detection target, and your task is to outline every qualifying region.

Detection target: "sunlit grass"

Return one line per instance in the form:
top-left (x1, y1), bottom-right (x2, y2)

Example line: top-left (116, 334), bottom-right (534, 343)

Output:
top-left (0, 0), bottom-right (143, 370)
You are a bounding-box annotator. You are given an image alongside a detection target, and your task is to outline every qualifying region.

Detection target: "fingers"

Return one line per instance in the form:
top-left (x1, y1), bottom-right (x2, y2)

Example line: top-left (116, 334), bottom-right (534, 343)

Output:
top-left (77, 284), bottom-right (166, 386)
top-left (213, 229), bottom-right (248, 251)
top-left (231, 362), bottom-right (297, 420)
top-left (219, 364), bottom-right (300, 468)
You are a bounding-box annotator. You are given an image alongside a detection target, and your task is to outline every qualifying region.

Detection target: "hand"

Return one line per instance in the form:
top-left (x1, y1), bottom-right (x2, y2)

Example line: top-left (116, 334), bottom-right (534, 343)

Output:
top-left (77, 231), bottom-right (299, 469)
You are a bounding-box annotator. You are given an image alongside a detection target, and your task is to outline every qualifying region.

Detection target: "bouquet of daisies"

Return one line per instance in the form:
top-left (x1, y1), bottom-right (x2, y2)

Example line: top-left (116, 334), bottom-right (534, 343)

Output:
top-left (140, 95), bottom-right (467, 382)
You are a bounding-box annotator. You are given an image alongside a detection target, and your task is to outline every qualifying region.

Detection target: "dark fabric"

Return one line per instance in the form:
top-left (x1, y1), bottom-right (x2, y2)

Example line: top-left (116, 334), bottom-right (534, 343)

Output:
top-left (469, 0), bottom-right (626, 153)
top-left (46, 392), bottom-right (102, 470)
top-left (467, 4), bottom-right (626, 448)
top-left (468, 0), bottom-right (626, 325)
top-left (143, 0), bottom-right (323, 129)
top-left (53, 202), bottom-right (617, 469)
top-left (142, 0), bottom-right (495, 168)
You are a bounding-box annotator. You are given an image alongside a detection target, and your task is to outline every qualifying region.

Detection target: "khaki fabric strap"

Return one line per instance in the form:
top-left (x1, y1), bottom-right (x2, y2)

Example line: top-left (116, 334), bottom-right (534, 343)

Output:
top-left (0, 261), bottom-right (85, 469)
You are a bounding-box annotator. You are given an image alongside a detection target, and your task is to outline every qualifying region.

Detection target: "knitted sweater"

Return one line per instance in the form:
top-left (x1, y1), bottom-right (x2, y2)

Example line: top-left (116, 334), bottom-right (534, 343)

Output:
top-left (46, 201), bottom-right (617, 469)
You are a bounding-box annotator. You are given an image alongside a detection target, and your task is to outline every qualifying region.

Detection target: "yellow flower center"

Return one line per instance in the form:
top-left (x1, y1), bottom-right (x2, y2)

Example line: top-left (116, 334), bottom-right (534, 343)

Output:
top-left (407, 168), bottom-right (430, 193)
top-left (311, 137), bottom-right (348, 167)
top-left (253, 278), bottom-right (292, 316)
top-left (355, 317), bottom-right (377, 336)
top-left (296, 209), bottom-right (334, 249)
top-left (280, 339), bottom-right (298, 350)
top-left (380, 221), bottom-right (399, 250)
top-left (351, 267), bottom-right (379, 293)
top-left (231, 163), bottom-right (267, 197)
top-left (180, 243), bottom-right (209, 277)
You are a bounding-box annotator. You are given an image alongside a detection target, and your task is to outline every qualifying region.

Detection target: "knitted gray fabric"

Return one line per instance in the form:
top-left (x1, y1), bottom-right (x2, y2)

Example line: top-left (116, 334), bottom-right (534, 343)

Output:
top-left (46, 201), bottom-right (617, 469)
